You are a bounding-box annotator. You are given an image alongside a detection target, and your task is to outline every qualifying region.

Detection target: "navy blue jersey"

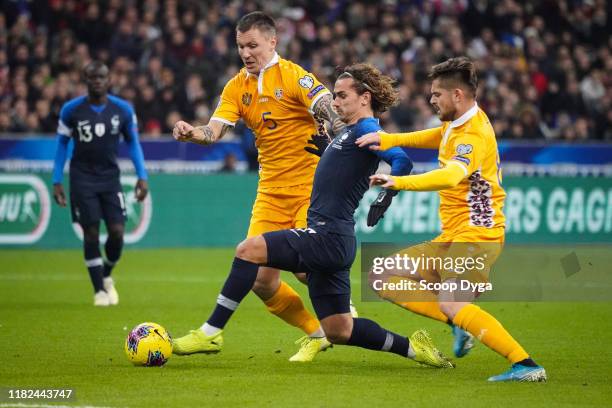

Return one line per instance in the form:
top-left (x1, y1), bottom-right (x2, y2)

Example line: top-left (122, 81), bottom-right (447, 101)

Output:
top-left (56, 95), bottom-right (140, 192)
top-left (307, 117), bottom-right (412, 236)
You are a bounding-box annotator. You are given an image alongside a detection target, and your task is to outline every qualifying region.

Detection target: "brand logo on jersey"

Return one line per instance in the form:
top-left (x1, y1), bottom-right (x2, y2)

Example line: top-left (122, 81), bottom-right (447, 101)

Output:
top-left (71, 176), bottom-right (152, 244)
top-left (332, 131), bottom-right (350, 150)
top-left (298, 75), bottom-right (314, 89)
top-left (242, 93), bottom-right (253, 106)
top-left (0, 175), bottom-right (51, 244)
top-left (94, 123), bottom-right (106, 137)
top-left (307, 84), bottom-right (325, 99)
top-left (111, 115), bottom-right (120, 134)
top-left (456, 144), bottom-right (473, 155)
top-left (274, 88), bottom-right (283, 100)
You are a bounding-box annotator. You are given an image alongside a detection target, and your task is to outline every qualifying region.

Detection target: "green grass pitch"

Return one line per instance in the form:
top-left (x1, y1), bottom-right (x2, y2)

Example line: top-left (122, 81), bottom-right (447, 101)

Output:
top-left (1, 248), bottom-right (611, 407)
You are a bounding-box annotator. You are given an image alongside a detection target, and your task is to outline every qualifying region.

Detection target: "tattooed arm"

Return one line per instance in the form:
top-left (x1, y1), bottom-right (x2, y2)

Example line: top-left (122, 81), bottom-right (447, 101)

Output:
top-left (312, 93), bottom-right (345, 136)
top-left (173, 120), bottom-right (232, 145)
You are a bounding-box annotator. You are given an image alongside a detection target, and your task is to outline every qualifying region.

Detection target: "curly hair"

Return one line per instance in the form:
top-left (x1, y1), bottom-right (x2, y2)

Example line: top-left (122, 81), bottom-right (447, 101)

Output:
top-left (337, 63), bottom-right (399, 115)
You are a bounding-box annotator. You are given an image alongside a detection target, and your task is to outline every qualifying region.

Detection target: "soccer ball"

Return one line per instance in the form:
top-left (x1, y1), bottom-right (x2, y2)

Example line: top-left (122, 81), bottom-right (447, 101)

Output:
top-left (125, 322), bottom-right (172, 366)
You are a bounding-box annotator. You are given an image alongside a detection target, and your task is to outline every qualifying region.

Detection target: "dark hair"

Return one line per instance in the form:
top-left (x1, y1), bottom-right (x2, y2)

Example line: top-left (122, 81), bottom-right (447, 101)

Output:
top-left (428, 57), bottom-right (478, 96)
top-left (236, 11), bottom-right (276, 36)
top-left (337, 63), bottom-right (399, 114)
top-left (83, 60), bottom-right (108, 76)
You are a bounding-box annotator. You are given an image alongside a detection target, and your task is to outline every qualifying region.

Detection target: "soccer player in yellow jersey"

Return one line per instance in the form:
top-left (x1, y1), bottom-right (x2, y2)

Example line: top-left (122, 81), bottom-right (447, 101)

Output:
top-left (171, 12), bottom-right (345, 362)
top-left (357, 57), bottom-right (547, 382)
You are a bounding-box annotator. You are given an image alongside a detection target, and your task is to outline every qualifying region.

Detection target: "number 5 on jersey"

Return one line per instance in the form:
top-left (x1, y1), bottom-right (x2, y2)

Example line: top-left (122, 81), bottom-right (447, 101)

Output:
top-left (262, 112), bottom-right (277, 130)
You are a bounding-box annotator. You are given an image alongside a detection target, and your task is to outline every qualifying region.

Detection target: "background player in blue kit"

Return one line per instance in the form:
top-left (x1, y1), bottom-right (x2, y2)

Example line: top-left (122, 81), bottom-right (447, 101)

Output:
top-left (172, 63), bottom-right (452, 368)
top-left (52, 61), bottom-right (148, 307)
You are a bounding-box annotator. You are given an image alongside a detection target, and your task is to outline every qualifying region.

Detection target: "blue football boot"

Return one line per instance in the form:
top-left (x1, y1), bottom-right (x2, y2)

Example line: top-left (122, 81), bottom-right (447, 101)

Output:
top-left (452, 325), bottom-right (475, 358)
top-left (488, 364), bottom-right (547, 382)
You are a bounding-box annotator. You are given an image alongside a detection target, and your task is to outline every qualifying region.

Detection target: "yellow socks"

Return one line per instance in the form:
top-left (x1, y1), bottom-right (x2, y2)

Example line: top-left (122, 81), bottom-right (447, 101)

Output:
top-left (453, 304), bottom-right (529, 363)
top-left (264, 281), bottom-right (320, 335)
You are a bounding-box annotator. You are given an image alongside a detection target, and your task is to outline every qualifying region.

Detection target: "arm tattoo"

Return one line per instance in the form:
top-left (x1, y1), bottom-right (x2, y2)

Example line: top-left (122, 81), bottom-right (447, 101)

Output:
top-left (219, 124), bottom-right (231, 139)
top-left (312, 94), bottom-right (345, 136)
top-left (193, 124), bottom-right (231, 145)
top-left (200, 126), bottom-right (215, 144)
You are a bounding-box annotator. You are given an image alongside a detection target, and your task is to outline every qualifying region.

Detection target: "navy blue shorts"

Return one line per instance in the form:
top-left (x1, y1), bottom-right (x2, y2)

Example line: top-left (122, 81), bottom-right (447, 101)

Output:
top-left (70, 188), bottom-right (127, 227)
top-left (263, 228), bottom-right (356, 319)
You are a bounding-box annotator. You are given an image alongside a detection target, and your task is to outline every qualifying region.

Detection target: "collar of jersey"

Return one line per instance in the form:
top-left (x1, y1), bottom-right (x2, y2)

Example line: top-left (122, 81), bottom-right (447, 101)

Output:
top-left (245, 52), bottom-right (280, 94)
top-left (449, 102), bottom-right (478, 128)
top-left (349, 116), bottom-right (378, 129)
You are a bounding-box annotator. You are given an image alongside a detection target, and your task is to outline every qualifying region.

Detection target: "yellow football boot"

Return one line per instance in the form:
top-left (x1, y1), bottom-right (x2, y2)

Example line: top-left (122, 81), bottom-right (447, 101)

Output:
top-left (172, 329), bottom-right (223, 355)
top-left (409, 329), bottom-right (455, 368)
top-left (289, 336), bottom-right (332, 362)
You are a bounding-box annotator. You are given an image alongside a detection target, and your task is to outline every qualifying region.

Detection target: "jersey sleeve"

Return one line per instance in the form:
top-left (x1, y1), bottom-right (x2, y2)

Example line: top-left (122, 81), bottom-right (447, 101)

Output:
top-left (210, 77), bottom-right (241, 126)
top-left (286, 64), bottom-right (331, 113)
top-left (121, 103), bottom-right (139, 142)
top-left (358, 120), bottom-right (413, 176)
top-left (446, 129), bottom-right (484, 177)
top-left (52, 134), bottom-right (71, 184)
top-left (380, 127), bottom-right (443, 150)
top-left (56, 103), bottom-right (73, 137)
top-left (390, 164), bottom-right (465, 191)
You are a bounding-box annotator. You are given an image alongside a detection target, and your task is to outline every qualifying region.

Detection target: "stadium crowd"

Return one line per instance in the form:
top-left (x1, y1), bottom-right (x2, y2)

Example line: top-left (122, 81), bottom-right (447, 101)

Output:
top-left (1, 0), bottom-right (610, 141)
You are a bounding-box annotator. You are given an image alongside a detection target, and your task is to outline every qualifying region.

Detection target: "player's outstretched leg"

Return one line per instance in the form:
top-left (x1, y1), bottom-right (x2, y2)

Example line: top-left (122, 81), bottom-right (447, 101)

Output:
top-left (373, 271), bottom-right (471, 356)
top-left (315, 294), bottom-right (454, 368)
top-left (173, 237), bottom-right (265, 355)
top-left (102, 223), bottom-right (124, 306)
top-left (173, 257), bottom-right (257, 355)
top-left (443, 302), bottom-right (546, 381)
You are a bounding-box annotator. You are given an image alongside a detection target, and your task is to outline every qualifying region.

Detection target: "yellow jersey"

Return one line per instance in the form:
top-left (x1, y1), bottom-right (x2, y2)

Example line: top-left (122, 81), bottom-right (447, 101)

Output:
top-left (437, 104), bottom-right (506, 233)
top-left (211, 53), bottom-right (330, 189)
top-left (381, 103), bottom-right (506, 236)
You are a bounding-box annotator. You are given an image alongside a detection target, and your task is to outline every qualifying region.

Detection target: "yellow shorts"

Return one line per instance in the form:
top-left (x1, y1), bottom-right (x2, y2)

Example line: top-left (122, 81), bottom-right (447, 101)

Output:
top-left (399, 226), bottom-right (505, 284)
top-left (246, 184), bottom-right (312, 238)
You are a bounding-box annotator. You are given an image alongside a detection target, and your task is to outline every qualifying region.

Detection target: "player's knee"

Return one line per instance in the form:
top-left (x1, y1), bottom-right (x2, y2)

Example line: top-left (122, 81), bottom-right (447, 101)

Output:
top-left (83, 225), bottom-right (99, 244)
top-left (107, 224), bottom-right (124, 242)
top-left (321, 316), bottom-right (352, 344)
top-left (439, 302), bottom-right (458, 319)
top-left (235, 236), bottom-right (267, 264)
top-left (235, 239), bottom-right (254, 261)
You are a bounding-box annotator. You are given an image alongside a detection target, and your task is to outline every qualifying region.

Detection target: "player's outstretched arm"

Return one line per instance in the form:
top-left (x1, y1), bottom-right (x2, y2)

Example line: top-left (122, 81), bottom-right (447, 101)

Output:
top-left (312, 93), bottom-right (345, 136)
top-left (357, 127), bottom-right (443, 150)
top-left (173, 120), bottom-right (232, 145)
top-left (370, 163), bottom-right (465, 191)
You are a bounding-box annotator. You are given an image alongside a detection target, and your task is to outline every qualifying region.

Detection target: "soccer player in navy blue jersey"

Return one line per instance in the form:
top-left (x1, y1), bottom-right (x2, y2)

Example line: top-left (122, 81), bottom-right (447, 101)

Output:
top-left (52, 61), bottom-right (148, 307)
top-left (172, 63), bottom-right (453, 368)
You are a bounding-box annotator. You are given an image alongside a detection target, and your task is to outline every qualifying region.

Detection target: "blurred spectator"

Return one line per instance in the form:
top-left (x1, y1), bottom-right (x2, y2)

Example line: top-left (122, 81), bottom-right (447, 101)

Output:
top-left (220, 152), bottom-right (239, 173)
top-left (0, 0), bottom-right (609, 142)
